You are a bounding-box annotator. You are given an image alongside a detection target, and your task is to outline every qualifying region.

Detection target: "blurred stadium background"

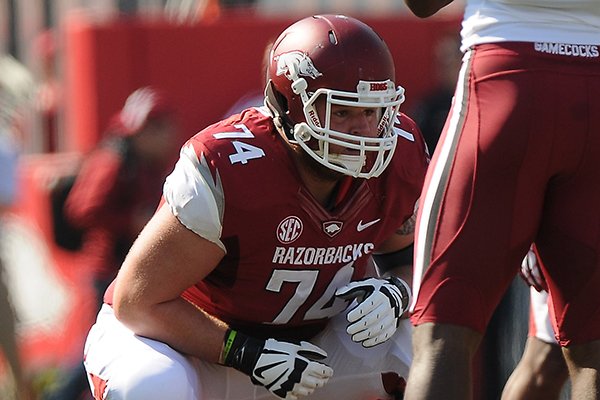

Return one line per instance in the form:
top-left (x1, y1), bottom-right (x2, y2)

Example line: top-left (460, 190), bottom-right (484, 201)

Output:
top-left (0, 0), bottom-right (550, 399)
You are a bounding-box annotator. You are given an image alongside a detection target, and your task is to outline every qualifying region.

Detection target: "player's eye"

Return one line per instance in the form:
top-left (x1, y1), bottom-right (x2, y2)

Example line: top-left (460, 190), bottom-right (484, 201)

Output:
top-left (364, 109), bottom-right (377, 117)
top-left (333, 109), bottom-right (348, 118)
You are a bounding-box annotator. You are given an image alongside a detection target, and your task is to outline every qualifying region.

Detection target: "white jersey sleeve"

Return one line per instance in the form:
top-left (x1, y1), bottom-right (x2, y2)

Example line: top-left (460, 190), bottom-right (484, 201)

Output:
top-left (461, 0), bottom-right (600, 51)
top-left (163, 143), bottom-right (226, 252)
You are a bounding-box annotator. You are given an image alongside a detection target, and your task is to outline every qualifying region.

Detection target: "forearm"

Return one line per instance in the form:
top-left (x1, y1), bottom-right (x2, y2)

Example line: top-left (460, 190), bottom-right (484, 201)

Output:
top-left (373, 241), bottom-right (413, 279)
top-left (404, 0), bottom-right (454, 18)
top-left (115, 291), bottom-right (333, 399)
top-left (114, 295), bottom-right (228, 363)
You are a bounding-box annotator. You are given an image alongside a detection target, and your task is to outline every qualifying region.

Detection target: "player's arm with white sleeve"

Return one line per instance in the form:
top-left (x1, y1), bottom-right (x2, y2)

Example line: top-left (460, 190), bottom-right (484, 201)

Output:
top-left (112, 144), bottom-right (330, 400)
top-left (335, 212), bottom-right (415, 348)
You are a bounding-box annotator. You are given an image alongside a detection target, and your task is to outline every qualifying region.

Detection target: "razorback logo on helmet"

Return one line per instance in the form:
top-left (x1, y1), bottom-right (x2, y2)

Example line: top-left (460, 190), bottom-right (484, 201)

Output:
top-left (275, 51), bottom-right (322, 81)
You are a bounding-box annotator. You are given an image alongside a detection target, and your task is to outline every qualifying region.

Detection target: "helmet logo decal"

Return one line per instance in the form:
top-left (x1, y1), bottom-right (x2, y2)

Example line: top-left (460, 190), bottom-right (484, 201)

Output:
top-left (275, 51), bottom-right (322, 81)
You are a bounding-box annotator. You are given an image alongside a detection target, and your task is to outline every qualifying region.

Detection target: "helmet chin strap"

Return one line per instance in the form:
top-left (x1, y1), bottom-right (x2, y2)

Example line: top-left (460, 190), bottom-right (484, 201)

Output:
top-left (320, 152), bottom-right (365, 176)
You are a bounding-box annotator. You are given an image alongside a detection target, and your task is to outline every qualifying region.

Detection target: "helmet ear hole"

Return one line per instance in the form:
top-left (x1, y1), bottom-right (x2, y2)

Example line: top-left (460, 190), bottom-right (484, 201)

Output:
top-left (265, 80), bottom-right (295, 140)
top-left (265, 80), bottom-right (289, 113)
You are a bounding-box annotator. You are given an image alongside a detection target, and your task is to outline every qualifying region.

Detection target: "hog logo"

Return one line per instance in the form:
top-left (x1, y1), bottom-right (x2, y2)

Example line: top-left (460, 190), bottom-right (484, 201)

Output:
top-left (323, 221), bottom-right (343, 237)
top-left (275, 51), bottom-right (322, 81)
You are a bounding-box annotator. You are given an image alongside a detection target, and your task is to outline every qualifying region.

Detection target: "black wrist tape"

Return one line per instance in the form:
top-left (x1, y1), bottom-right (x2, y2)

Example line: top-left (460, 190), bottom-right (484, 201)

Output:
top-left (221, 329), bottom-right (264, 376)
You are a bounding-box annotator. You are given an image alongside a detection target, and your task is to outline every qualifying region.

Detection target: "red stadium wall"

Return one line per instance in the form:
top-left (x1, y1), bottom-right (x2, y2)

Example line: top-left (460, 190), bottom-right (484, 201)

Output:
top-left (63, 12), bottom-right (462, 152)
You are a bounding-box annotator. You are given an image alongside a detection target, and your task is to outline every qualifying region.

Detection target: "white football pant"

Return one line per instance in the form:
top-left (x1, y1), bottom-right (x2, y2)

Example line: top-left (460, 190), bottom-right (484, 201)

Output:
top-left (84, 304), bottom-right (412, 399)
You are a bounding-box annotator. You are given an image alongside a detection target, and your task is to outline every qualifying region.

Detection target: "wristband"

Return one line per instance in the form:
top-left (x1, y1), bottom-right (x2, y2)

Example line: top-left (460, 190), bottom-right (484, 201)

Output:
top-left (220, 328), bottom-right (263, 376)
top-left (387, 276), bottom-right (412, 312)
top-left (220, 329), bottom-right (237, 364)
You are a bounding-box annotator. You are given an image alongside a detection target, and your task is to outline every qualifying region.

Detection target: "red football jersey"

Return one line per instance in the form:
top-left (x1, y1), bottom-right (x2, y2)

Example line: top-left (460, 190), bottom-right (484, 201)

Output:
top-left (123, 107), bottom-right (428, 340)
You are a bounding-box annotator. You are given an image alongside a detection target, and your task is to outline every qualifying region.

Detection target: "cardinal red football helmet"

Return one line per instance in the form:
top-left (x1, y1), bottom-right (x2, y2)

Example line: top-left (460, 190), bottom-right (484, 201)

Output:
top-left (265, 14), bottom-right (405, 178)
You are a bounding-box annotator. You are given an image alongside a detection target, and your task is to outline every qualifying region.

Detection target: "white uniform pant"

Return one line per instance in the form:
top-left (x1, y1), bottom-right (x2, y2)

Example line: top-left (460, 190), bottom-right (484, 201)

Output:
top-left (530, 287), bottom-right (557, 344)
top-left (83, 304), bottom-right (413, 400)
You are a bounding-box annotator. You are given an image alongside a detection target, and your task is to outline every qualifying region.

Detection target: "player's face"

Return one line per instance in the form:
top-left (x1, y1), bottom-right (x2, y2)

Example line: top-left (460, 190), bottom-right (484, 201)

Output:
top-left (315, 102), bottom-right (381, 155)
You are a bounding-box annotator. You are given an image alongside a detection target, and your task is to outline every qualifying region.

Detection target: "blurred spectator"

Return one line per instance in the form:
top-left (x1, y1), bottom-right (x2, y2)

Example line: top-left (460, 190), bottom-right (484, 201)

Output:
top-left (34, 29), bottom-right (62, 153)
top-left (42, 87), bottom-right (179, 400)
top-left (0, 144), bottom-right (25, 397)
top-left (220, 0), bottom-right (257, 8)
top-left (409, 32), bottom-right (462, 153)
top-left (0, 54), bottom-right (34, 400)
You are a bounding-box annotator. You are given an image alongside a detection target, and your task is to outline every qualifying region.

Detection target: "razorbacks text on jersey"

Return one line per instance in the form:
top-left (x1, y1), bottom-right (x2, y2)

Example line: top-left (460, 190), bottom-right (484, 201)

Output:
top-left (109, 106), bottom-right (429, 341)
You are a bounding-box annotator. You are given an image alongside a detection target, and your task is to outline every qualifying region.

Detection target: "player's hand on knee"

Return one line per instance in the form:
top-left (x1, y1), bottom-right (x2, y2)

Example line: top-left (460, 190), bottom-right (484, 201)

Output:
top-left (520, 246), bottom-right (548, 292)
top-left (251, 339), bottom-right (332, 399)
top-left (335, 277), bottom-right (411, 348)
top-left (221, 329), bottom-right (332, 399)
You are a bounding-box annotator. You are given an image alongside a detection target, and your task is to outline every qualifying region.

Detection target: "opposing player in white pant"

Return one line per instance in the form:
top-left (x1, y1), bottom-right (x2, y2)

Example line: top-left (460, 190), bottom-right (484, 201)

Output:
top-left (502, 246), bottom-right (569, 399)
top-left (82, 14), bottom-right (430, 400)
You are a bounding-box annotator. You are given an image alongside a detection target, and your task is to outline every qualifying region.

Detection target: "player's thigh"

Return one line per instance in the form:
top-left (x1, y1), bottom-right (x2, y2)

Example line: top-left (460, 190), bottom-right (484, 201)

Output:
top-left (538, 182), bottom-right (600, 346)
top-left (83, 305), bottom-right (200, 400)
top-left (307, 312), bottom-right (412, 399)
top-left (413, 45), bottom-right (548, 332)
top-left (531, 47), bottom-right (600, 346)
top-left (535, 110), bottom-right (600, 345)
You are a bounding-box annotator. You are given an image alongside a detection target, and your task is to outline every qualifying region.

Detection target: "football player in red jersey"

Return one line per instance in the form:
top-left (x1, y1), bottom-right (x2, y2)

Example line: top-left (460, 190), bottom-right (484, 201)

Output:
top-left (83, 14), bottom-right (429, 400)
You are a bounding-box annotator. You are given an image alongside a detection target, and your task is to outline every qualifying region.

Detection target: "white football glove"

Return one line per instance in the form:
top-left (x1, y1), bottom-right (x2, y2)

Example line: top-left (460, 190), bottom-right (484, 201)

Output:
top-left (222, 329), bottom-right (332, 400)
top-left (335, 277), bottom-right (411, 348)
top-left (520, 246), bottom-right (547, 292)
top-left (251, 339), bottom-right (333, 399)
